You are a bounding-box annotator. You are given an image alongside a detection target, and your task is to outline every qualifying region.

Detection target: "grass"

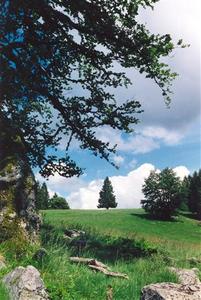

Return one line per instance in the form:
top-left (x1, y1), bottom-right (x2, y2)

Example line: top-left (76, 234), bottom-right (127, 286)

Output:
top-left (43, 209), bottom-right (201, 258)
top-left (0, 209), bottom-right (201, 299)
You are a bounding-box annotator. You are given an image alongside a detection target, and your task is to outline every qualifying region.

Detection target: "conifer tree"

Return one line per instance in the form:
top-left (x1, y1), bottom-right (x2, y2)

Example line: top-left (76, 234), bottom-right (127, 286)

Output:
top-left (98, 177), bottom-right (117, 209)
top-left (188, 170), bottom-right (201, 219)
top-left (35, 182), bottom-right (50, 210)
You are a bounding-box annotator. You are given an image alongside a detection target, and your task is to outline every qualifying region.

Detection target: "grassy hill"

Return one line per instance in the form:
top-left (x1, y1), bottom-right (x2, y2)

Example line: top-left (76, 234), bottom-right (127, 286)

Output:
top-left (43, 209), bottom-right (201, 257)
top-left (1, 209), bottom-right (201, 299)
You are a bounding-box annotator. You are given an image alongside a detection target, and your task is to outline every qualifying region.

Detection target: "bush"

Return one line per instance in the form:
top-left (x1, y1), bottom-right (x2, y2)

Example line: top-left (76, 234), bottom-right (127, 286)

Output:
top-left (141, 168), bottom-right (181, 220)
top-left (49, 193), bottom-right (70, 209)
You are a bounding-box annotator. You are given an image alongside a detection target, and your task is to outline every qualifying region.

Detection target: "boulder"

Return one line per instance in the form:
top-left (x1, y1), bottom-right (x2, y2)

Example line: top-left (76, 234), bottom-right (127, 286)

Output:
top-left (141, 282), bottom-right (201, 300)
top-left (3, 265), bottom-right (49, 300)
top-left (141, 268), bottom-right (201, 300)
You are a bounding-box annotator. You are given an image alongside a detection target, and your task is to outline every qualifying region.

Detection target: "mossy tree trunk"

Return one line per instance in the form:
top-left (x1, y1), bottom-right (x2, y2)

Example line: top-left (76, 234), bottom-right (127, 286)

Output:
top-left (0, 116), bottom-right (41, 243)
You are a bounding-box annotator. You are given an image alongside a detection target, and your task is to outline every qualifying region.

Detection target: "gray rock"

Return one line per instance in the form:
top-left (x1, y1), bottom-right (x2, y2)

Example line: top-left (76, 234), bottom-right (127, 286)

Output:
top-left (141, 268), bottom-right (201, 300)
top-left (169, 267), bottom-right (200, 285)
top-left (141, 282), bottom-right (201, 300)
top-left (3, 265), bottom-right (49, 300)
top-left (64, 229), bottom-right (85, 238)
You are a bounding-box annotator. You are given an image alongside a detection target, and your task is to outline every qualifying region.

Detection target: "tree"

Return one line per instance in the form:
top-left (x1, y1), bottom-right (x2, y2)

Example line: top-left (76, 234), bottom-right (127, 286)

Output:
top-left (178, 176), bottom-right (190, 211)
top-left (141, 168), bottom-right (181, 220)
top-left (98, 177), bottom-right (117, 209)
top-left (0, 0), bottom-right (185, 180)
top-left (188, 170), bottom-right (201, 219)
top-left (49, 193), bottom-right (70, 209)
top-left (35, 181), bottom-right (50, 210)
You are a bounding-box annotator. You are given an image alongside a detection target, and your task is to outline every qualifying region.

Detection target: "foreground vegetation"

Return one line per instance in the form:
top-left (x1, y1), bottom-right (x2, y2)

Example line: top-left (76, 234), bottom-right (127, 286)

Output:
top-left (0, 209), bottom-right (201, 299)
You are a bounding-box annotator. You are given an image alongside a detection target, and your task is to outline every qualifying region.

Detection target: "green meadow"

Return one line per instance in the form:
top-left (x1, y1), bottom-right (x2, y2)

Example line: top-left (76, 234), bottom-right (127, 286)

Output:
top-left (1, 209), bottom-right (201, 299)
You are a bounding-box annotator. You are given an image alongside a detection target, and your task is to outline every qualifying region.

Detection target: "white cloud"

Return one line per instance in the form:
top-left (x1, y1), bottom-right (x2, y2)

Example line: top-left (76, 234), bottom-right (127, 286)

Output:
top-left (173, 166), bottom-right (190, 180)
top-left (35, 172), bottom-right (86, 197)
top-left (66, 163), bottom-right (190, 209)
top-left (113, 155), bottom-right (125, 166)
top-left (142, 126), bottom-right (184, 146)
top-left (95, 125), bottom-right (185, 156)
top-left (67, 163), bottom-right (155, 209)
top-left (128, 158), bottom-right (137, 169)
top-left (36, 163), bottom-right (190, 209)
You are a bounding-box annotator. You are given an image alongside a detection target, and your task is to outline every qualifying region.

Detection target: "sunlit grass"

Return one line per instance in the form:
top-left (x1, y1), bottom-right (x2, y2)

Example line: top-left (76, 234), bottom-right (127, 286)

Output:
top-left (0, 209), bottom-right (200, 299)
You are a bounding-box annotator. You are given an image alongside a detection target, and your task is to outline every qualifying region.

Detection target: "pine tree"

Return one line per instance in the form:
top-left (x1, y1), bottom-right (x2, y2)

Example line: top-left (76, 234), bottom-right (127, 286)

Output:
top-left (35, 182), bottom-right (50, 210)
top-left (98, 177), bottom-right (117, 209)
top-left (188, 170), bottom-right (201, 219)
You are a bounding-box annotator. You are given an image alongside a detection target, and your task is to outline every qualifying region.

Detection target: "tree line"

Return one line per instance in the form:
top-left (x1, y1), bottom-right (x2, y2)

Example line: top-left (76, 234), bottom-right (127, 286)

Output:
top-left (141, 168), bottom-right (201, 220)
top-left (35, 182), bottom-right (70, 210)
top-left (97, 169), bottom-right (201, 220)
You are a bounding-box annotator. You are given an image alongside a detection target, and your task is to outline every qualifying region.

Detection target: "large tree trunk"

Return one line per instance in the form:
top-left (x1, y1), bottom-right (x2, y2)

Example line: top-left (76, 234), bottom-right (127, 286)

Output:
top-left (0, 116), bottom-right (41, 243)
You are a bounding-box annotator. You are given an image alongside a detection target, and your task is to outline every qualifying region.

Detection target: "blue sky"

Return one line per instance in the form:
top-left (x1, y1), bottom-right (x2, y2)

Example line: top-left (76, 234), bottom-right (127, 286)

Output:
top-left (37, 0), bottom-right (200, 209)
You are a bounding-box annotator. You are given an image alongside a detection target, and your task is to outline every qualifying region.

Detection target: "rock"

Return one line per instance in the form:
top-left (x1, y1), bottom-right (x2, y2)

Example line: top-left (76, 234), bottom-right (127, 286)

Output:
top-left (3, 265), bottom-right (49, 300)
top-left (33, 248), bottom-right (48, 262)
top-left (64, 229), bottom-right (85, 239)
top-left (141, 282), bottom-right (201, 300)
top-left (141, 268), bottom-right (201, 300)
top-left (169, 267), bottom-right (200, 285)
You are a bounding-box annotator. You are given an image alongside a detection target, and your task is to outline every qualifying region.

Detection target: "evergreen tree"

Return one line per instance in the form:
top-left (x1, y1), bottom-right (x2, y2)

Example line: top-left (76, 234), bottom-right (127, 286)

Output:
top-left (35, 181), bottom-right (50, 210)
top-left (98, 177), bottom-right (117, 209)
top-left (188, 170), bottom-right (201, 219)
top-left (141, 168), bottom-right (181, 220)
top-left (178, 176), bottom-right (190, 211)
top-left (49, 193), bottom-right (70, 209)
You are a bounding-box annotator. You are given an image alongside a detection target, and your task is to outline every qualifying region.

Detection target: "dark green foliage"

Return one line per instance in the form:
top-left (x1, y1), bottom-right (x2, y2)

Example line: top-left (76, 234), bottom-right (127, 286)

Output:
top-left (35, 181), bottom-right (50, 210)
top-left (188, 170), bottom-right (201, 219)
top-left (98, 177), bottom-right (117, 209)
top-left (141, 168), bottom-right (181, 220)
top-left (49, 193), bottom-right (70, 209)
top-left (0, 0), bottom-right (184, 179)
top-left (178, 176), bottom-right (190, 211)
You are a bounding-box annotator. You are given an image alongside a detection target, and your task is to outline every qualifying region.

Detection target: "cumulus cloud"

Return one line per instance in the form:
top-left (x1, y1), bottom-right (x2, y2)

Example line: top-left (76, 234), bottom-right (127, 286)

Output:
top-left (173, 166), bottom-right (190, 180)
top-left (95, 125), bottom-right (184, 155)
top-left (66, 164), bottom-right (190, 209)
top-left (35, 172), bottom-right (86, 197)
top-left (113, 155), bottom-right (125, 166)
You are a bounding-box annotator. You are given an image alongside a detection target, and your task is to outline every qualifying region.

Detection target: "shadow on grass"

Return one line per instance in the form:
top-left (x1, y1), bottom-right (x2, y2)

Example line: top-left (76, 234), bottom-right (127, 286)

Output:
top-left (130, 213), bottom-right (179, 222)
top-left (40, 223), bottom-right (159, 263)
top-left (179, 212), bottom-right (201, 221)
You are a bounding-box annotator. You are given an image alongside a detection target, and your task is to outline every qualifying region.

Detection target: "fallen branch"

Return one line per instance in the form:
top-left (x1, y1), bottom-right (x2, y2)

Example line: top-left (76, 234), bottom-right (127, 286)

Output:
top-left (88, 264), bottom-right (129, 279)
top-left (69, 256), bottom-right (128, 279)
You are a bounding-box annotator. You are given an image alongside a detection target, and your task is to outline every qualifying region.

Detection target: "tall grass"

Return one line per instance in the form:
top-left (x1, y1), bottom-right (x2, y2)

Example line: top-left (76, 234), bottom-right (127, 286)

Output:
top-left (0, 209), bottom-right (200, 299)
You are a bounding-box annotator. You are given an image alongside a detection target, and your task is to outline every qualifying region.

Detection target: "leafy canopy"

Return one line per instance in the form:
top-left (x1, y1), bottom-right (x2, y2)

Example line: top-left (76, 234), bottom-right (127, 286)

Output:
top-left (49, 193), bottom-right (70, 209)
top-left (1, 0), bottom-right (184, 178)
top-left (141, 168), bottom-right (181, 220)
top-left (98, 176), bottom-right (117, 209)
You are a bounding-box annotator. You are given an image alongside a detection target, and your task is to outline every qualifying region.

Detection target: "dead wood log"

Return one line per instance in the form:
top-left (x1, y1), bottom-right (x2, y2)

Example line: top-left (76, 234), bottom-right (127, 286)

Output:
top-left (69, 257), bottom-right (109, 269)
top-left (69, 256), bottom-right (128, 279)
top-left (88, 264), bottom-right (129, 279)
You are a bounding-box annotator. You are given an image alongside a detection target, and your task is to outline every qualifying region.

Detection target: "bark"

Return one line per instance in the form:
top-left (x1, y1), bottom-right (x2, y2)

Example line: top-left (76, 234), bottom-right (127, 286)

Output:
top-left (0, 115), bottom-right (41, 243)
